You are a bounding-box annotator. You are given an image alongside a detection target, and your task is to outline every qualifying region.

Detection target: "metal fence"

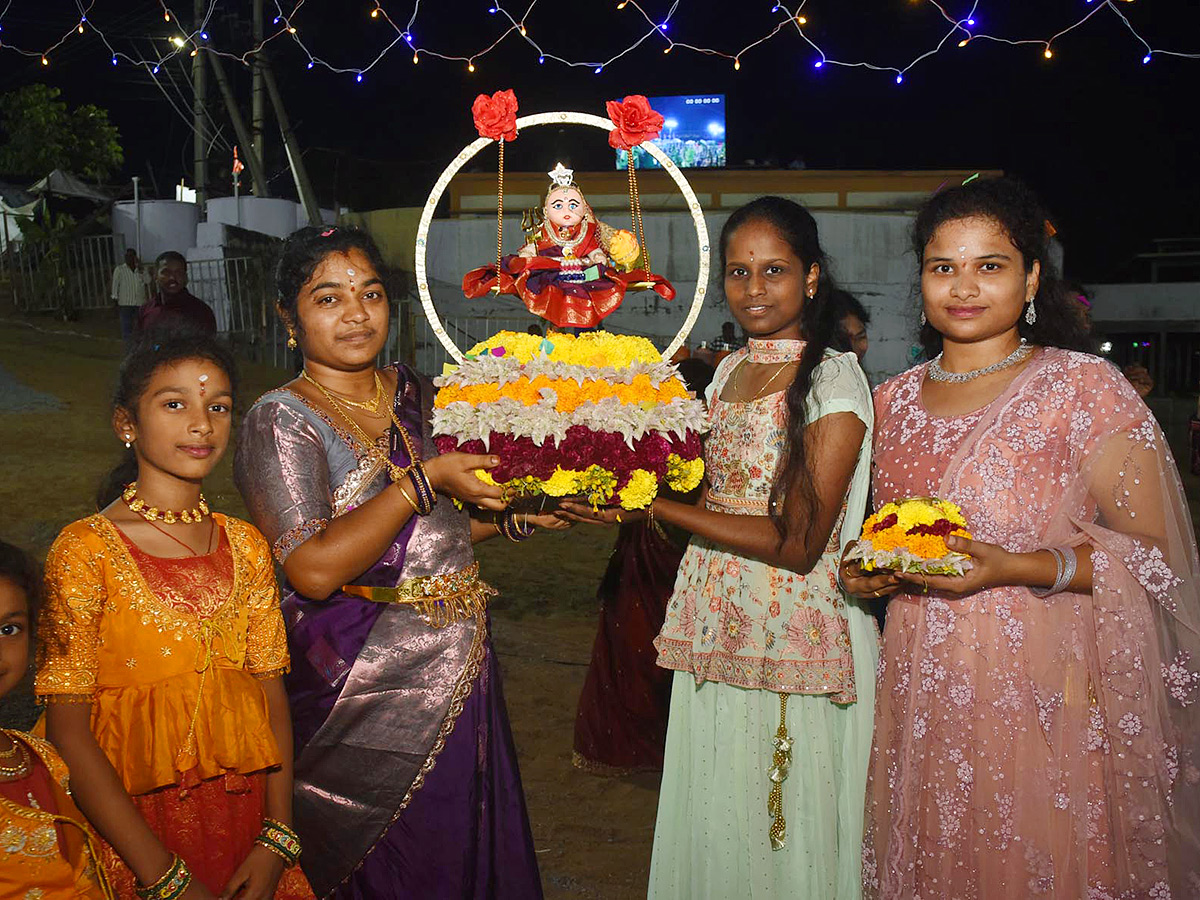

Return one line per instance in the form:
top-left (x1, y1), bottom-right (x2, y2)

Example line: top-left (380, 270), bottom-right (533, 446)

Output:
top-left (401, 303), bottom-right (537, 375)
top-left (4, 237), bottom-right (542, 374)
top-left (185, 255), bottom-right (285, 365)
top-left (8, 234), bottom-right (124, 314)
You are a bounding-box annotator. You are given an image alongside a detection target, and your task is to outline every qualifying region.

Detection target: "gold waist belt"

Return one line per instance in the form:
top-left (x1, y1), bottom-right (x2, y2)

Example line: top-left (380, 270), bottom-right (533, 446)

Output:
top-left (343, 562), bottom-right (495, 628)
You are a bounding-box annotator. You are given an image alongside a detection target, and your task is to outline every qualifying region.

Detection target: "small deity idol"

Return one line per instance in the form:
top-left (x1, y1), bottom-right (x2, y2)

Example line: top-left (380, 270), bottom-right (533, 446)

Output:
top-left (463, 163), bottom-right (675, 329)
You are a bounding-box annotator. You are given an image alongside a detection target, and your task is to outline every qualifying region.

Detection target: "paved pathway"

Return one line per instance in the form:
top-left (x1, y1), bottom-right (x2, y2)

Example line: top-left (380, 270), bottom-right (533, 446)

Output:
top-left (0, 364), bottom-right (62, 411)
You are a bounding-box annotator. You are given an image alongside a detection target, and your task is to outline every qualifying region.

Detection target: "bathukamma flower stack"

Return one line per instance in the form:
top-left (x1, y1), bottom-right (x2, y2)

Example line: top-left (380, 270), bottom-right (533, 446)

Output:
top-left (846, 497), bottom-right (974, 575)
top-left (432, 331), bottom-right (706, 509)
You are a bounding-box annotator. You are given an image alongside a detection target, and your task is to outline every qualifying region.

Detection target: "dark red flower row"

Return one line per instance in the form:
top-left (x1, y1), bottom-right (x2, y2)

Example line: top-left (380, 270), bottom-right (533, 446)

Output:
top-left (435, 425), bottom-right (702, 487)
top-left (906, 519), bottom-right (966, 538)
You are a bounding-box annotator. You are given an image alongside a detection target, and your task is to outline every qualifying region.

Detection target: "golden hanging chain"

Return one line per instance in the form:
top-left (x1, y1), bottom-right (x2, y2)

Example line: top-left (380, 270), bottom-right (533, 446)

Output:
top-left (624, 151), bottom-right (652, 273)
top-left (626, 151), bottom-right (650, 273)
top-left (633, 169), bottom-right (649, 272)
top-left (494, 139), bottom-right (505, 293)
top-left (767, 692), bottom-right (792, 851)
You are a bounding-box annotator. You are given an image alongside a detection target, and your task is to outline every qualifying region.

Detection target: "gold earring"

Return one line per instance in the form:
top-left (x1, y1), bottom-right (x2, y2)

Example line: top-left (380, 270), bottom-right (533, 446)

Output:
top-left (286, 327), bottom-right (298, 350)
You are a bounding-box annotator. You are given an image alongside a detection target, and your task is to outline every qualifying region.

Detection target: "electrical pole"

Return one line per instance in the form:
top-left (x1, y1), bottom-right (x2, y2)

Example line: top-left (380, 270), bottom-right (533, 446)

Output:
top-left (261, 56), bottom-right (322, 225)
top-left (251, 0), bottom-right (267, 196)
top-left (207, 52), bottom-right (270, 198)
top-left (191, 0), bottom-right (208, 217)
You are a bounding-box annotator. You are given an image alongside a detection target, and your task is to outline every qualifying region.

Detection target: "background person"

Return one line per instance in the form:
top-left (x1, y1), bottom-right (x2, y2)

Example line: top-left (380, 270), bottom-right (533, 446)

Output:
top-left (831, 288), bottom-right (870, 363)
top-left (136, 251), bottom-right (216, 335)
top-left (571, 356), bottom-right (715, 776)
top-left (112, 247), bottom-right (150, 344)
top-left (1122, 361), bottom-right (1154, 398)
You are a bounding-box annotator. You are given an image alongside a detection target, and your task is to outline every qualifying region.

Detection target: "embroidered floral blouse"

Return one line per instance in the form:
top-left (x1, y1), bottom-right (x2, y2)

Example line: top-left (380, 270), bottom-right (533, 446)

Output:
top-left (0, 730), bottom-right (108, 900)
top-left (35, 514), bottom-right (290, 796)
top-left (654, 342), bottom-right (874, 700)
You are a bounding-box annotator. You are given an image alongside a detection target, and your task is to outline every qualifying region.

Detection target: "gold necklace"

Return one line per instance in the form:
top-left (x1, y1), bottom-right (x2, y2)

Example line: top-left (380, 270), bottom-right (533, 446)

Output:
top-left (0, 738), bottom-right (30, 780)
top-left (305, 371), bottom-right (413, 482)
top-left (0, 731), bottom-right (20, 759)
top-left (122, 483), bottom-right (210, 524)
top-left (302, 370), bottom-right (386, 419)
top-left (545, 219), bottom-right (587, 259)
top-left (733, 358), bottom-right (795, 402)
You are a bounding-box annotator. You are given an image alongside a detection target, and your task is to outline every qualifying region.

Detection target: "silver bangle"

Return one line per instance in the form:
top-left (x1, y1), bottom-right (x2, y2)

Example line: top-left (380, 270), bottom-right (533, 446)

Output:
top-left (1031, 546), bottom-right (1075, 597)
top-left (1058, 546), bottom-right (1078, 593)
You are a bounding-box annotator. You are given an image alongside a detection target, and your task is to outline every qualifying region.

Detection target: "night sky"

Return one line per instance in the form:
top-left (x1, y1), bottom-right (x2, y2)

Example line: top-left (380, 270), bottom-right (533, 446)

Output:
top-left (2, 0), bottom-right (1198, 280)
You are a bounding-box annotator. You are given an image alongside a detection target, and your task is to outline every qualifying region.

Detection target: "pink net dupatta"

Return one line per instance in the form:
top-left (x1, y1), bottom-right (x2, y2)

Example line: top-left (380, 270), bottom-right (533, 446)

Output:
top-left (1056, 386), bottom-right (1200, 894)
top-left (864, 354), bottom-right (1200, 899)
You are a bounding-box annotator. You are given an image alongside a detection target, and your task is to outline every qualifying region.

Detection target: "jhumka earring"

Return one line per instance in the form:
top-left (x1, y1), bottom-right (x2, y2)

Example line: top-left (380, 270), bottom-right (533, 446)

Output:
top-left (1024, 298), bottom-right (1037, 325)
top-left (286, 327), bottom-right (298, 350)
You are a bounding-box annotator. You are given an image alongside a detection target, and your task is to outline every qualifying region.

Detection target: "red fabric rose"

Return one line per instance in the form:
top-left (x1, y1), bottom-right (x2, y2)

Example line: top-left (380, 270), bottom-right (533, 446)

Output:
top-left (606, 95), bottom-right (665, 150)
top-left (472, 89), bottom-right (519, 142)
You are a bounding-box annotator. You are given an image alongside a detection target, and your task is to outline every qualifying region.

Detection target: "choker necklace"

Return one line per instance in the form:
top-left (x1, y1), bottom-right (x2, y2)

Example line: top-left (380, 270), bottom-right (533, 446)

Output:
top-left (122, 483), bottom-right (210, 524)
top-left (928, 339), bottom-right (1033, 383)
top-left (746, 338), bottom-right (805, 364)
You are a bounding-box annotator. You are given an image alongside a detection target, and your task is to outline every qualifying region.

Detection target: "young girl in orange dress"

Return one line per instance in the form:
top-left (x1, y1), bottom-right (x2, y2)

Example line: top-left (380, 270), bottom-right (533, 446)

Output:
top-left (36, 328), bottom-right (314, 900)
top-left (0, 539), bottom-right (111, 899)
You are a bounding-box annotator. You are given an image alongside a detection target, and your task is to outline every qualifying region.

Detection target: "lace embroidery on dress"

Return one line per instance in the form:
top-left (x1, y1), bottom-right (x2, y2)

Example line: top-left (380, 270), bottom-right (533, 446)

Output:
top-left (655, 348), bottom-right (869, 701)
top-left (863, 349), bottom-right (1200, 898)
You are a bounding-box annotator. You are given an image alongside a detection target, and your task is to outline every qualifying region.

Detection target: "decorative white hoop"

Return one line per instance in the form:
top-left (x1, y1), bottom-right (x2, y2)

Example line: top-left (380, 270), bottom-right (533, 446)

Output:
top-left (414, 111), bottom-right (710, 363)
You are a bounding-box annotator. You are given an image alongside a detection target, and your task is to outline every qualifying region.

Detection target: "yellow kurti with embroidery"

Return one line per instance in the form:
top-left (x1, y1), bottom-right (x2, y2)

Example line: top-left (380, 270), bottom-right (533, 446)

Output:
top-left (35, 514), bottom-right (290, 797)
top-left (0, 731), bottom-right (108, 900)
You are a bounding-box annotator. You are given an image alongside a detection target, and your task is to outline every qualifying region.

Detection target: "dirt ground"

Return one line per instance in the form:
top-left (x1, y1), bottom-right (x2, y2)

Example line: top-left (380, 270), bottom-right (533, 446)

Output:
top-left (8, 312), bottom-right (1200, 900)
top-left (0, 313), bottom-right (659, 899)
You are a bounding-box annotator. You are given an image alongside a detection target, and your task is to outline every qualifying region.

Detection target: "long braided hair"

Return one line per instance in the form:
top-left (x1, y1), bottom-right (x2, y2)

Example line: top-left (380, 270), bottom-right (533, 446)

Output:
top-left (720, 197), bottom-right (844, 548)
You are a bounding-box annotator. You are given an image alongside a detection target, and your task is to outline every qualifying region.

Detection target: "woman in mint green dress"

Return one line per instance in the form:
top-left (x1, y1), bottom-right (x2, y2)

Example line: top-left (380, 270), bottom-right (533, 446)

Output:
top-left (564, 196), bottom-right (877, 898)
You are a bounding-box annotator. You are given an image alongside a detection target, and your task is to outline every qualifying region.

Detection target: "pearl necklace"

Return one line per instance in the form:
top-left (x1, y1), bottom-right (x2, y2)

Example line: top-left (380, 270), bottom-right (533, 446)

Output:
top-left (928, 339), bottom-right (1033, 383)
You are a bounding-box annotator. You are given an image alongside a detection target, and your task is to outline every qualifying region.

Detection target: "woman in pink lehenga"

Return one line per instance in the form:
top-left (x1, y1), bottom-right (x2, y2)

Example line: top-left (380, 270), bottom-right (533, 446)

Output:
top-left (842, 177), bottom-right (1200, 899)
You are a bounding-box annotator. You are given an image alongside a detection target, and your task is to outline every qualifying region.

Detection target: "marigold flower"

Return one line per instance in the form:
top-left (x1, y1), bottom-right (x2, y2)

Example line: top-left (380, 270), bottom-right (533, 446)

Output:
top-left (617, 469), bottom-right (657, 509)
top-left (852, 497), bottom-right (974, 575)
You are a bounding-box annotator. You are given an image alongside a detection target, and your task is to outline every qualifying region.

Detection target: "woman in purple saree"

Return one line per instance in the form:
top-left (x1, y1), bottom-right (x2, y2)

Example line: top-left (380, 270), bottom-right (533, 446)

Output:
top-left (234, 226), bottom-right (551, 899)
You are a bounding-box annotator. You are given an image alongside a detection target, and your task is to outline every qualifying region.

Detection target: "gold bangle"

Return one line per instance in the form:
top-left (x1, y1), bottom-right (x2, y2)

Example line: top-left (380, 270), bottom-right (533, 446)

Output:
top-left (395, 481), bottom-right (421, 516)
top-left (135, 855), bottom-right (192, 900)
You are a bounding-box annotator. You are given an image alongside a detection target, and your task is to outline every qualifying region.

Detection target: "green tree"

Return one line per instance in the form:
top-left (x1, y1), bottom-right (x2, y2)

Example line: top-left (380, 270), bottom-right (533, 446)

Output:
top-left (0, 84), bottom-right (123, 181)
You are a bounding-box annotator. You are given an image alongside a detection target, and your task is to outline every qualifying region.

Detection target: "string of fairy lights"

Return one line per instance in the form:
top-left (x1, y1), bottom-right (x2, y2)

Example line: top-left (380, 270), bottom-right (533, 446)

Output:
top-left (0, 0), bottom-right (1196, 85)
